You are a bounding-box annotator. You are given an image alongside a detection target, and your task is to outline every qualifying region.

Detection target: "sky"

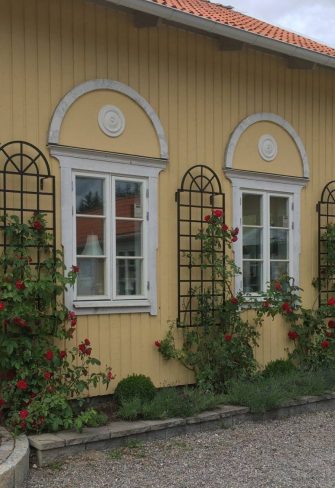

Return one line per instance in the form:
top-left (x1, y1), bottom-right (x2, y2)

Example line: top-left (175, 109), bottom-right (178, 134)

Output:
top-left (215, 0), bottom-right (335, 48)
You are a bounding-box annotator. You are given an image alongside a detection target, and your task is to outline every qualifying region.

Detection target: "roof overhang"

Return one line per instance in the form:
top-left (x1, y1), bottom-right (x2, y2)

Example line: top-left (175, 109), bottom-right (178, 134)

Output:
top-left (98, 0), bottom-right (335, 70)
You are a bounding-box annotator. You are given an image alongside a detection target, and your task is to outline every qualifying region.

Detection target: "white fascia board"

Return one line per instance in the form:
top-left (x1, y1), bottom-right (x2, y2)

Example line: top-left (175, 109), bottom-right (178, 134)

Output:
top-left (103, 0), bottom-right (335, 70)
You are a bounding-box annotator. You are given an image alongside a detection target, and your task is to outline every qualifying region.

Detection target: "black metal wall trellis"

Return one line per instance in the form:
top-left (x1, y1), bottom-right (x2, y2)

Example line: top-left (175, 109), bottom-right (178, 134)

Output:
top-left (176, 164), bottom-right (225, 327)
top-left (317, 180), bottom-right (335, 307)
top-left (0, 140), bottom-right (56, 265)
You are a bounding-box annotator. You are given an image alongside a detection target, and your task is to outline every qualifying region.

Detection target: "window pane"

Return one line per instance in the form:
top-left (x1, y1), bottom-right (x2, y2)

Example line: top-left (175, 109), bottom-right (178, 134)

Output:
top-left (116, 221), bottom-right (142, 256)
top-left (243, 261), bottom-right (262, 293)
top-left (242, 194), bottom-right (262, 225)
top-left (270, 197), bottom-right (289, 227)
top-left (116, 259), bottom-right (142, 295)
top-left (115, 180), bottom-right (143, 218)
top-left (76, 177), bottom-right (104, 215)
top-left (76, 217), bottom-right (104, 255)
top-left (270, 229), bottom-right (288, 259)
top-left (243, 228), bottom-right (262, 259)
top-left (270, 261), bottom-right (289, 281)
top-left (76, 258), bottom-right (105, 296)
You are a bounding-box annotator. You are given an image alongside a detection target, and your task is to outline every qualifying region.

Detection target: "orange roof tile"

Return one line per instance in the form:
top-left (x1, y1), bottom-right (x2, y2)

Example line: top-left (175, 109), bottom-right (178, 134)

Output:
top-left (148, 0), bottom-right (335, 58)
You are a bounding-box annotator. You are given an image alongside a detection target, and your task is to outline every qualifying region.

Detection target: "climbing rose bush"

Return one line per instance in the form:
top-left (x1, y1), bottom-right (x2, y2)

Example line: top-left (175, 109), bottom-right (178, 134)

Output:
top-left (0, 214), bottom-right (114, 434)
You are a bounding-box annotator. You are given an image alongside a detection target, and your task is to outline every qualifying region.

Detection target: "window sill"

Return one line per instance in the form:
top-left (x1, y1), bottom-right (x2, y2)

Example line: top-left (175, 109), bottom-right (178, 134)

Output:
top-left (73, 299), bottom-right (152, 315)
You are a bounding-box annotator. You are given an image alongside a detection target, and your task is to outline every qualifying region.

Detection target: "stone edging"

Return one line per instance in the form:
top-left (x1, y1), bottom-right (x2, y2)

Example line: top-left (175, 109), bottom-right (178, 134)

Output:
top-left (29, 392), bottom-right (335, 467)
top-left (0, 427), bottom-right (29, 488)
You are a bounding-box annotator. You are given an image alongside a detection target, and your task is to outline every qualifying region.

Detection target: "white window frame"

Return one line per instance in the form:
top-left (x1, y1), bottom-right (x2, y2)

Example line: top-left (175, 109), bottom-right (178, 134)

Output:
top-left (225, 169), bottom-right (308, 296)
top-left (50, 144), bottom-right (167, 315)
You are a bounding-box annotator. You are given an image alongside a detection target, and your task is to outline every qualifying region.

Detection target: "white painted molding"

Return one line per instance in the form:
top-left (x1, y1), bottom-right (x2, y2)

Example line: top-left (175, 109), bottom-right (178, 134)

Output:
top-left (51, 145), bottom-right (164, 316)
top-left (48, 79), bottom-right (169, 160)
top-left (258, 134), bottom-right (278, 161)
top-left (225, 113), bottom-right (309, 178)
top-left (98, 105), bottom-right (126, 137)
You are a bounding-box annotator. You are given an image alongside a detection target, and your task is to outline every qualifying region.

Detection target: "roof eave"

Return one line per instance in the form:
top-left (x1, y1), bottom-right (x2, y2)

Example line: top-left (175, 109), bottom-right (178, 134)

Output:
top-left (104, 0), bottom-right (335, 69)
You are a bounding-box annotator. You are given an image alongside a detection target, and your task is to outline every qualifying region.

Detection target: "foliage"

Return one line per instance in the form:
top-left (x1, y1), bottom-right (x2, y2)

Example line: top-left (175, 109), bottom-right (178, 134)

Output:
top-left (223, 368), bottom-right (335, 413)
top-left (114, 374), bottom-right (156, 406)
top-left (261, 359), bottom-right (297, 378)
top-left (155, 210), bottom-right (262, 391)
top-left (320, 224), bottom-right (335, 282)
top-left (256, 275), bottom-right (335, 370)
top-left (117, 387), bottom-right (224, 421)
top-left (0, 214), bottom-right (114, 434)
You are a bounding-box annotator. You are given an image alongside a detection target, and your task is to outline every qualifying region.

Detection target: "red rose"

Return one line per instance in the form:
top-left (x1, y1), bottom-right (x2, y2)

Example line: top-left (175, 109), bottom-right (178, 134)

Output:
top-left (282, 302), bottom-right (293, 314)
top-left (19, 409), bottom-right (29, 419)
top-left (107, 371), bottom-right (115, 381)
top-left (13, 317), bottom-right (27, 328)
top-left (0, 302), bottom-right (5, 311)
top-left (326, 332), bottom-right (334, 338)
top-left (222, 224), bottom-right (229, 232)
top-left (15, 280), bottom-right (25, 290)
top-left (328, 297), bottom-right (335, 306)
top-left (154, 340), bottom-right (161, 348)
top-left (262, 300), bottom-right (270, 308)
top-left (231, 236), bottom-right (238, 243)
top-left (213, 209), bottom-right (223, 218)
top-left (224, 333), bottom-right (233, 342)
top-left (204, 215), bottom-right (211, 222)
top-left (321, 340), bottom-right (330, 349)
top-left (33, 220), bottom-right (43, 231)
top-left (231, 227), bottom-right (239, 236)
top-left (79, 344), bottom-right (86, 353)
top-left (72, 265), bottom-right (80, 273)
top-left (44, 350), bottom-right (53, 361)
top-left (68, 311), bottom-right (76, 320)
top-left (0, 399), bottom-right (5, 407)
top-left (84, 338), bottom-right (90, 346)
top-left (20, 422), bottom-right (27, 430)
top-left (288, 330), bottom-right (299, 340)
top-left (85, 347), bottom-right (92, 356)
top-left (230, 296), bottom-right (238, 305)
top-left (44, 372), bottom-right (52, 380)
top-left (16, 380), bottom-right (28, 390)
top-left (71, 319), bottom-right (77, 327)
top-left (59, 350), bottom-right (67, 359)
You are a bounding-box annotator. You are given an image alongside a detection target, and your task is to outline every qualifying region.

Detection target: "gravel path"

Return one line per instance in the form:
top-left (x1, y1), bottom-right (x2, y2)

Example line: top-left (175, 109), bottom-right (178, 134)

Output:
top-left (24, 411), bottom-right (335, 488)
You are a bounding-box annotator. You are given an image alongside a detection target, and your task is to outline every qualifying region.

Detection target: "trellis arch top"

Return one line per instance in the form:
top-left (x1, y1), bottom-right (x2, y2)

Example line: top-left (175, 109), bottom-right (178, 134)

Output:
top-left (48, 79), bottom-right (168, 160)
top-left (225, 113), bottom-right (309, 178)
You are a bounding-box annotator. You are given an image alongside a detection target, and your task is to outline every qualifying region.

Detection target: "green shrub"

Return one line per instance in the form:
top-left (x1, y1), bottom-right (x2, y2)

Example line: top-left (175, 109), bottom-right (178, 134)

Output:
top-left (114, 374), bottom-right (156, 406)
top-left (262, 359), bottom-right (297, 378)
top-left (117, 387), bottom-right (225, 421)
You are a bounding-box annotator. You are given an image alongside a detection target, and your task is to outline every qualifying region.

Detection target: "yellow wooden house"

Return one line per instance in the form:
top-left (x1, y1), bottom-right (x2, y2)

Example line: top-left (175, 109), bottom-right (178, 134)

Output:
top-left (2, 0), bottom-right (335, 395)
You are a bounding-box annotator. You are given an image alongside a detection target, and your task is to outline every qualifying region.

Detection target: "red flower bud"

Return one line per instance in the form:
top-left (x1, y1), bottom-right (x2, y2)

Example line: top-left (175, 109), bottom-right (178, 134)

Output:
top-left (231, 227), bottom-right (239, 236)
top-left (204, 215), bottom-right (211, 222)
top-left (224, 333), bottom-right (233, 342)
top-left (72, 265), bottom-right (80, 273)
top-left (68, 311), bottom-right (76, 320)
top-left (321, 340), bottom-right (330, 349)
top-left (16, 380), bottom-right (28, 390)
top-left (231, 236), bottom-right (238, 243)
top-left (84, 338), bottom-right (90, 346)
top-left (230, 296), bottom-right (238, 305)
top-left (0, 399), bottom-right (5, 407)
top-left (154, 340), bottom-right (161, 349)
top-left (15, 280), bottom-right (25, 290)
top-left (107, 371), bottom-right (115, 381)
top-left (13, 317), bottom-right (27, 328)
top-left (328, 297), bottom-right (335, 306)
top-left (44, 372), bottom-right (52, 380)
top-left (288, 330), bottom-right (299, 340)
top-left (71, 319), bottom-right (77, 327)
top-left (79, 344), bottom-right (86, 353)
top-left (274, 281), bottom-right (282, 291)
top-left (44, 350), bottom-right (53, 361)
top-left (262, 300), bottom-right (270, 308)
top-left (0, 302), bottom-right (5, 311)
top-left (222, 224), bottom-right (229, 232)
top-left (59, 350), bottom-right (67, 359)
top-left (33, 220), bottom-right (43, 231)
top-left (282, 302), bottom-right (293, 314)
top-left (19, 409), bottom-right (29, 419)
top-left (329, 320), bottom-right (335, 329)
top-left (85, 347), bottom-right (92, 356)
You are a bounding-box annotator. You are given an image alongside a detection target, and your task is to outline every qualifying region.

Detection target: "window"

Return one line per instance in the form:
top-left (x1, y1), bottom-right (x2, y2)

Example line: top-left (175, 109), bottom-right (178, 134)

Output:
top-left (225, 169), bottom-right (307, 296)
top-left (50, 145), bottom-right (166, 315)
top-left (242, 191), bottom-right (292, 293)
top-left (74, 174), bottom-right (147, 301)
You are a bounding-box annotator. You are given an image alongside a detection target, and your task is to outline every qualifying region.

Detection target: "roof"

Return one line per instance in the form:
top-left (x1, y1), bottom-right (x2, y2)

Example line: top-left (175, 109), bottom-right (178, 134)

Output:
top-left (149, 0), bottom-right (335, 58)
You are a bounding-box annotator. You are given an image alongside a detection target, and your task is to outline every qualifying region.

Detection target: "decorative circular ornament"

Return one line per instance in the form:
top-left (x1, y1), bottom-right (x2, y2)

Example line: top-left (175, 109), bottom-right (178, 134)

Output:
top-left (98, 105), bottom-right (125, 137)
top-left (258, 134), bottom-right (278, 161)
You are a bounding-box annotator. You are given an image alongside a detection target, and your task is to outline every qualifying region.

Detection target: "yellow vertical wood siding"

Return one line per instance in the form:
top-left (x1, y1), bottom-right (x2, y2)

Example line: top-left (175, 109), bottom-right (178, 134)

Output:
top-left (1, 0), bottom-right (335, 393)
